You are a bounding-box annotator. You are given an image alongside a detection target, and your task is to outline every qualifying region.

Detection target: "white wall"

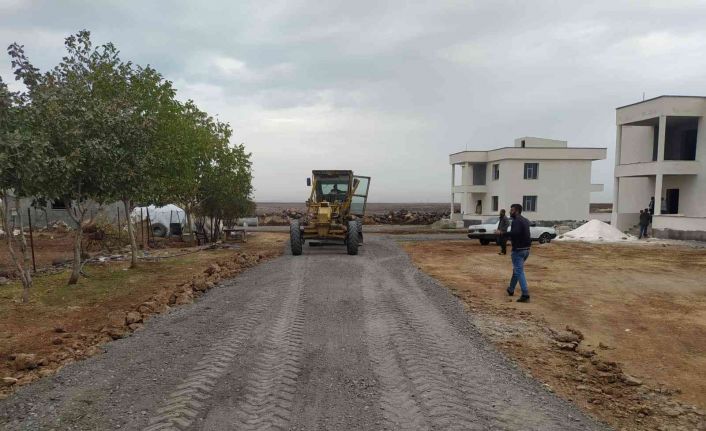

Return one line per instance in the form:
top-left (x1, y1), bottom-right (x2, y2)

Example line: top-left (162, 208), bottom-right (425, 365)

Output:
top-left (470, 159), bottom-right (593, 221)
top-left (620, 125), bottom-right (654, 164)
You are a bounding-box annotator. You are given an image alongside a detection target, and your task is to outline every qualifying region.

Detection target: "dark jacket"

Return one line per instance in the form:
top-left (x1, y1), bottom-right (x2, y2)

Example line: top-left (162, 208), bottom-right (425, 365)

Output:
top-left (497, 216), bottom-right (510, 233)
top-left (639, 212), bottom-right (650, 227)
top-left (507, 214), bottom-right (531, 250)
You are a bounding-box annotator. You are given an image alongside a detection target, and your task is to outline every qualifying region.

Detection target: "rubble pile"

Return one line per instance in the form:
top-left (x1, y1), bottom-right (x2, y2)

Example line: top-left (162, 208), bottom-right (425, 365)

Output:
top-left (364, 209), bottom-right (451, 225)
top-left (258, 208), bottom-right (451, 226)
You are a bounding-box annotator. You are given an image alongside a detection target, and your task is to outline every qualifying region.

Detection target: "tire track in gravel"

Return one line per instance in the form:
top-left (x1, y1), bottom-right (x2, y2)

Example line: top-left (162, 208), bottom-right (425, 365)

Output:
top-left (363, 239), bottom-right (599, 431)
top-left (362, 269), bottom-right (429, 430)
top-left (231, 258), bottom-right (306, 430)
top-left (143, 271), bottom-right (284, 431)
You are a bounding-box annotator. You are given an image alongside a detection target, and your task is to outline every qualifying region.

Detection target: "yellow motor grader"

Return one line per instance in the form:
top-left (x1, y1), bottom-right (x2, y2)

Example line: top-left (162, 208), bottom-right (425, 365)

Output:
top-left (290, 170), bottom-right (370, 255)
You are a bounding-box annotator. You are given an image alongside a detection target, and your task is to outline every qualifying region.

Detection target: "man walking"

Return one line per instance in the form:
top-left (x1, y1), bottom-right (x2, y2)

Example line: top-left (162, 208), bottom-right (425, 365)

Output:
top-left (495, 209), bottom-right (509, 255)
top-left (639, 209), bottom-right (649, 239)
top-left (505, 204), bottom-right (531, 303)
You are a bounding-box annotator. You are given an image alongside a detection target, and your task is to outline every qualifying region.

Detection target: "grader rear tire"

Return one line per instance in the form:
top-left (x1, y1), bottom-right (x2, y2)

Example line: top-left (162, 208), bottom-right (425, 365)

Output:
top-left (290, 221), bottom-right (303, 256)
top-left (346, 221), bottom-right (359, 255)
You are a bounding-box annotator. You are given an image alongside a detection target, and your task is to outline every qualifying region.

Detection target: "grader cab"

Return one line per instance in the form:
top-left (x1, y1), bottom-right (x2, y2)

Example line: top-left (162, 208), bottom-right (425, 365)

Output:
top-left (290, 170), bottom-right (370, 256)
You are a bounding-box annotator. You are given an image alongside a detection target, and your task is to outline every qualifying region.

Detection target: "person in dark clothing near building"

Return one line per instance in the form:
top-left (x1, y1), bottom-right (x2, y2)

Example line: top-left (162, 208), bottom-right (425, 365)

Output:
top-left (648, 197), bottom-right (655, 215)
top-left (639, 209), bottom-right (650, 239)
top-left (505, 203), bottom-right (531, 303)
top-left (495, 209), bottom-right (509, 255)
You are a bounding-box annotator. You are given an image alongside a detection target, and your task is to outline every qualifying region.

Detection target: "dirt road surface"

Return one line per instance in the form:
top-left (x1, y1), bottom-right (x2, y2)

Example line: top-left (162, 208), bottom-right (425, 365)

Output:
top-left (0, 237), bottom-right (606, 430)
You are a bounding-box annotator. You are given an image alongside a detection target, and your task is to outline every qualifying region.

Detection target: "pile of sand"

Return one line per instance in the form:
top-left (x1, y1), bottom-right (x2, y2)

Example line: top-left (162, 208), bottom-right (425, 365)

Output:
top-left (557, 219), bottom-right (635, 242)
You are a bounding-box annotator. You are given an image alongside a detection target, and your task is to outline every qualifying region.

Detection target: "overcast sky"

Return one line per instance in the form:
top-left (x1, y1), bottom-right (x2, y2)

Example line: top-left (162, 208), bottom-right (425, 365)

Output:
top-left (2, 0), bottom-right (706, 203)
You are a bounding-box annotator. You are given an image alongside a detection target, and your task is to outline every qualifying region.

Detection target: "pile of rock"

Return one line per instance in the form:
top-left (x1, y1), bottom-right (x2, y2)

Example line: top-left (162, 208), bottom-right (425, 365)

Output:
top-left (259, 209), bottom-right (304, 226)
top-left (99, 252), bottom-right (265, 341)
top-left (364, 209), bottom-right (451, 225)
top-left (545, 325), bottom-right (705, 430)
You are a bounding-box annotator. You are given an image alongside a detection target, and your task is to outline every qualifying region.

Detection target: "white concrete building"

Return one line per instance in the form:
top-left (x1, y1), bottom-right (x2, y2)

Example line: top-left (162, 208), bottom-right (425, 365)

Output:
top-left (611, 96), bottom-right (706, 241)
top-left (450, 137), bottom-right (606, 222)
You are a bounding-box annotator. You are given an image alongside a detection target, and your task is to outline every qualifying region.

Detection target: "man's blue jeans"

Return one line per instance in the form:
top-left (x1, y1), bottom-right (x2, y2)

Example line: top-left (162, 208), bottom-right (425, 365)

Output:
top-left (639, 225), bottom-right (648, 238)
top-left (508, 249), bottom-right (530, 297)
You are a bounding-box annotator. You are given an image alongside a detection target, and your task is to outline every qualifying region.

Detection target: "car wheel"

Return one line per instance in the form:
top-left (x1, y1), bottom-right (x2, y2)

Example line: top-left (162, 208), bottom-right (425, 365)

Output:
top-left (539, 233), bottom-right (551, 244)
top-left (479, 239), bottom-right (490, 245)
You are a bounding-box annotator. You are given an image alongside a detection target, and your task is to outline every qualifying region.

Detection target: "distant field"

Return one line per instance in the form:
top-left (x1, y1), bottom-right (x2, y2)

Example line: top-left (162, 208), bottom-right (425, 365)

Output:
top-left (255, 202), bottom-right (459, 215)
top-left (256, 202), bottom-right (612, 215)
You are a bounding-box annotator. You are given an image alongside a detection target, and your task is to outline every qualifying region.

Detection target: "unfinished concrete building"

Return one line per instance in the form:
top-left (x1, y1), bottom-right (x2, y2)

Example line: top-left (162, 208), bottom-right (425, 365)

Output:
top-left (611, 96), bottom-right (706, 240)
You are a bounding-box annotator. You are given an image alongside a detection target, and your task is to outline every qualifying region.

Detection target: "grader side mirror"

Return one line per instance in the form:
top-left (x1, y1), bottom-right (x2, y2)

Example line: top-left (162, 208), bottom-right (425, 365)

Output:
top-left (306, 177), bottom-right (311, 187)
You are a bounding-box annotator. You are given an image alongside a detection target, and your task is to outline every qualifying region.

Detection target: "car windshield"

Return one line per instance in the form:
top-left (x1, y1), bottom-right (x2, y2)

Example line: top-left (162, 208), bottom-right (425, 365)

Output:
top-left (483, 217), bottom-right (499, 224)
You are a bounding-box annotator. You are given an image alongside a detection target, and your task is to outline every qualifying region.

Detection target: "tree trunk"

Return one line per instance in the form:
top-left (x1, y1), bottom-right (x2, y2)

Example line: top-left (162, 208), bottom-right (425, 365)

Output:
top-left (0, 193), bottom-right (32, 303)
top-left (67, 204), bottom-right (83, 285)
top-left (185, 208), bottom-right (194, 244)
top-left (14, 197), bottom-right (33, 303)
top-left (123, 199), bottom-right (138, 268)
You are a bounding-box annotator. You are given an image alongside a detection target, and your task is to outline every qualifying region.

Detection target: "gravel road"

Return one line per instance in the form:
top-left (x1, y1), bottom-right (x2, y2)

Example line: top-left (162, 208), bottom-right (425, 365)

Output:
top-left (0, 237), bottom-right (608, 431)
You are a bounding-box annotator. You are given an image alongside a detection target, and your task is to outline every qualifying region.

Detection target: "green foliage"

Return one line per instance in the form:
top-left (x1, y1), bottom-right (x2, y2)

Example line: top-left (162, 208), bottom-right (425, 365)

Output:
top-left (1, 30), bottom-right (254, 280)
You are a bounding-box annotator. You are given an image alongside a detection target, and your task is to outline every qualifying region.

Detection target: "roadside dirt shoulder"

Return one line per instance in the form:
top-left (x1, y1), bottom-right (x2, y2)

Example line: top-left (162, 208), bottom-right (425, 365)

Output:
top-left (402, 239), bottom-right (706, 431)
top-left (0, 233), bottom-right (286, 399)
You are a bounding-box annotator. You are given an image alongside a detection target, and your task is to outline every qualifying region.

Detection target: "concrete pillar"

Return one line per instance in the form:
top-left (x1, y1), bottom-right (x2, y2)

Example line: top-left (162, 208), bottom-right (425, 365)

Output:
top-left (611, 125), bottom-right (622, 227)
top-left (450, 164), bottom-right (455, 214)
top-left (654, 174), bottom-right (663, 216)
top-left (657, 115), bottom-right (666, 162)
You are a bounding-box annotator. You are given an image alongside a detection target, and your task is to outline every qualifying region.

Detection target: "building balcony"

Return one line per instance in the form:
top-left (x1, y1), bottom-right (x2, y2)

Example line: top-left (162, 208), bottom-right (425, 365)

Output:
top-left (453, 185), bottom-right (488, 194)
top-left (615, 160), bottom-right (701, 178)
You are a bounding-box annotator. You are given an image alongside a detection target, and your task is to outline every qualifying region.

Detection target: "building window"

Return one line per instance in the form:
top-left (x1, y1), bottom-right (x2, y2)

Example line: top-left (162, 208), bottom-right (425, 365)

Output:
top-left (492, 164), bottom-right (499, 180)
top-left (521, 139), bottom-right (526, 148)
top-left (492, 196), bottom-right (499, 212)
top-left (523, 196), bottom-right (537, 212)
top-left (523, 162), bottom-right (539, 179)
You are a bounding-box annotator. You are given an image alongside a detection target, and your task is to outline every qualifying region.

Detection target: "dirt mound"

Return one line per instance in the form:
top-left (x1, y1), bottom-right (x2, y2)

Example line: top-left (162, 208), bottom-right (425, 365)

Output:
top-left (557, 219), bottom-right (635, 242)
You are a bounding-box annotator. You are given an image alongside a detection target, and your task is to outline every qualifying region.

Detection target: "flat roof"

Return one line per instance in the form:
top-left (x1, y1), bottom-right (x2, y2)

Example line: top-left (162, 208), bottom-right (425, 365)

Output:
top-left (449, 147), bottom-right (606, 157)
top-left (616, 95), bottom-right (706, 110)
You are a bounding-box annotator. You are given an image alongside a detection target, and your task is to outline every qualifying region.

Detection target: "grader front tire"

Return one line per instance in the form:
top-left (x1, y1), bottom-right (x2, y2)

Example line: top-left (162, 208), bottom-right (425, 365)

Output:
top-left (346, 221), bottom-right (359, 255)
top-left (290, 221), bottom-right (303, 256)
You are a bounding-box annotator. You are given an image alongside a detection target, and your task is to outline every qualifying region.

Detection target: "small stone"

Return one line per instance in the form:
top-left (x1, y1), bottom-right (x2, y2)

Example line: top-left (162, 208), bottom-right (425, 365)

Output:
top-left (663, 407), bottom-right (683, 417)
top-left (107, 312), bottom-right (126, 328)
top-left (51, 337), bottom-right (63, 345)
top-left (576, 346), bottom-right (595, 358)
top-left (125, 311), bottom-right (142, 325)
top-left (204, 263), bottom-right (221, 275)
top-left (554, 331), bottom-right (581, 343)
top-left (12, 353), bottom-right (38, 371)
top-left (1, 377), bottom-right (18, 386)
top-left (621, 374), bottom-right (643, 386)
top-left (38, 369), bottom-right (54, 378)
top-left (53, 326), bottom-right (66, 333)
top-left (594, 361), bottom-right (613, 372)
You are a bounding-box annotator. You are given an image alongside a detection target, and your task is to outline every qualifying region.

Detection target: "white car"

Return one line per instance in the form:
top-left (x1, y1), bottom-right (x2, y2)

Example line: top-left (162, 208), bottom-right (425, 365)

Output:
top-left (467, 217), bottom-right (557, 245)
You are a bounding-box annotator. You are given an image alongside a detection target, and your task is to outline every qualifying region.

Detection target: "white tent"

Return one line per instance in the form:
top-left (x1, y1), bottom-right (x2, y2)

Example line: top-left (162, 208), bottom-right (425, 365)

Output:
top-left (131, 204), bottom-right (187, 237)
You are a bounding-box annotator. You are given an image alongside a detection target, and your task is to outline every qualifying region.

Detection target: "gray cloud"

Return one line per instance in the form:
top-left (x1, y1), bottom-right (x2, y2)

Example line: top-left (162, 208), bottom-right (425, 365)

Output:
top-left (3, 0), bottom-right (706, 202)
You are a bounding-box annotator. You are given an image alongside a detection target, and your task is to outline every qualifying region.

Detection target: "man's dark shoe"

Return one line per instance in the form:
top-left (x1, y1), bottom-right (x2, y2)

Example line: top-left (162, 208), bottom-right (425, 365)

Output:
top-left (517, 295), bottom-right (530, 303)
top-left (506, 288), bottom-right (514, 296)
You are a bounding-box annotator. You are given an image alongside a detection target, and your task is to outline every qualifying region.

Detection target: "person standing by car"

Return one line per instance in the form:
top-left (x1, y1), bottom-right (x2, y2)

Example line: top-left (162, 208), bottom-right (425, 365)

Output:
top-left (495, 209), bottom-right (509, 255)
top-left (505, 203), bottom-right (531, 303)
top-left (639, 209), bottom-right (650, 239)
